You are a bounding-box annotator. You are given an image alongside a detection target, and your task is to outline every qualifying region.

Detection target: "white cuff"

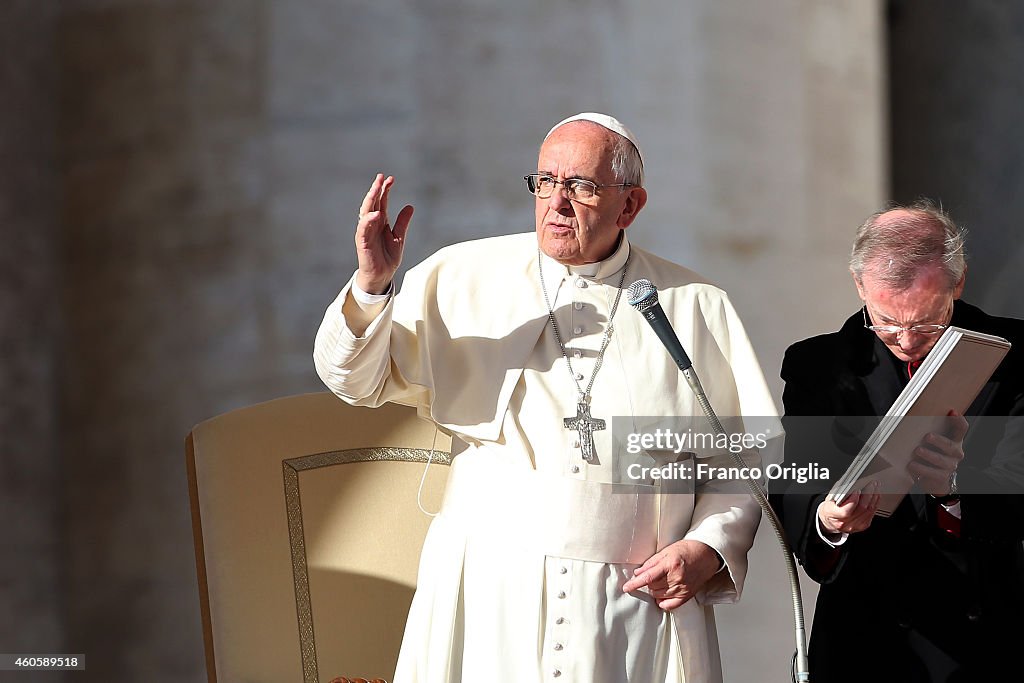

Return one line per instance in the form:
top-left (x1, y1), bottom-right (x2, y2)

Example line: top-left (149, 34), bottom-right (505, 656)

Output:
top-left (351, 278), bottom-right (394, 304)
top-left (815, 501), bottom-right (849, 548)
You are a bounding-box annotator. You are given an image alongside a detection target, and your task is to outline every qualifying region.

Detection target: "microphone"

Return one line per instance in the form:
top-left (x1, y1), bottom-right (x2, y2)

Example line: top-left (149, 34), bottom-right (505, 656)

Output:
top-left (626, 279), bottom-right (693, 372)
top-left (627, 279), bottom-right (713, 414)
top-left (626, 278), bottom-right (811, 682)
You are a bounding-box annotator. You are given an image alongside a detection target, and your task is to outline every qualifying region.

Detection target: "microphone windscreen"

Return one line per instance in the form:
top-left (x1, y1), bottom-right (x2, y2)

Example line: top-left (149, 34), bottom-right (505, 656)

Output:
top-left (627, 279), bottom-right (658, 310)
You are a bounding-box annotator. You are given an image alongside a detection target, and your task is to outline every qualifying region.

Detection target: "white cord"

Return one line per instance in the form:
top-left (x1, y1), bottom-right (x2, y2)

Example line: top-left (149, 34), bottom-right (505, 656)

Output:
top-left (416, 427), bottom-right (441, 517)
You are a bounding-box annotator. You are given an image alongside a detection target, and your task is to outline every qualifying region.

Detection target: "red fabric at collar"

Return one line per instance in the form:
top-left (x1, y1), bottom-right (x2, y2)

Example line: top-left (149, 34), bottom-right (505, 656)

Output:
top-left (907, 360), bottom-right (923, 379)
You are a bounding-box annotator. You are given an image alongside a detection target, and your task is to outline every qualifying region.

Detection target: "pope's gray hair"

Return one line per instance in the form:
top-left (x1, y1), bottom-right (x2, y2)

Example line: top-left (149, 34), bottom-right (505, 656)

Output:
top-left (611, 135), bottom-right (644, 186)
top-left (850, 199), bottom-right (967, 291)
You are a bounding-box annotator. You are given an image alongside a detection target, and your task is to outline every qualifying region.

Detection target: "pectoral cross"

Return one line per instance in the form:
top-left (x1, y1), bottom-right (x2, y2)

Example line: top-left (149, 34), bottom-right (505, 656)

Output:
top-left (564, 400), bottom-right (606, 462)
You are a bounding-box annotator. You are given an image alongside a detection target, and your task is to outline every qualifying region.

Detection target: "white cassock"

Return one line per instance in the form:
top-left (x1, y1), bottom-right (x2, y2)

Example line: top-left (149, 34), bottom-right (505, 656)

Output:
top-left (314, 232), bottom-right (782, 683)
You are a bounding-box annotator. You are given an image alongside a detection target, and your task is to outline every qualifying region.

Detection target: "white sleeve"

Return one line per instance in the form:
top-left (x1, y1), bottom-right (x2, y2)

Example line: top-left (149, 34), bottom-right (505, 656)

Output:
top-left (351, 278), bottom-right (394, 305)
top-left (815, 501), bottom-right (850, 547)
top-left (312, 274), bottom-right (408, 407)
top-left (685, 445), bottom-right (765, 605)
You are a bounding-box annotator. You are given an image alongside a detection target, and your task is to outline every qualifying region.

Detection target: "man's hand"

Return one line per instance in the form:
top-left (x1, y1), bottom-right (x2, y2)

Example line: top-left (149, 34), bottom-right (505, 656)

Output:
top-left (622, 540), bottom-right (722, 611)
top-left (818, 483), bottom-right (880, 536)
top-left (355, 173), bottom-right (414, 295)
top-left (908, 410), bottom-right (967, 496)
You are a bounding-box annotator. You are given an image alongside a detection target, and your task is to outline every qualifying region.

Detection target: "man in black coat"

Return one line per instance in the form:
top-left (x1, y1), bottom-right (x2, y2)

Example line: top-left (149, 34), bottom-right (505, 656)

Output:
top-left (775, 202), bottom-right (1024, 682)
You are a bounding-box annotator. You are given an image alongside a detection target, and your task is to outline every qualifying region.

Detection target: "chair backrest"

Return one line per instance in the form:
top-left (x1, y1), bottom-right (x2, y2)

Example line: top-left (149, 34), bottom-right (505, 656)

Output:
top-left (186, 393), bottom-right (451, 683)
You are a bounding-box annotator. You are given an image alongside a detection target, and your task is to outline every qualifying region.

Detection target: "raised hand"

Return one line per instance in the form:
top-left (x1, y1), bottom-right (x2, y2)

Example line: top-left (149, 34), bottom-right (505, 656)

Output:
top-left (355, 173), bottom-right (414, 295)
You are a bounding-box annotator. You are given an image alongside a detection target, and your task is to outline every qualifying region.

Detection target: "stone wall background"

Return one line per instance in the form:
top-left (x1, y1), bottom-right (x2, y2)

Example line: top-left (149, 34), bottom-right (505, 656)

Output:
top-left (889, 0), bottom-right (1024, 318)
top-left (1, 3), bottom-right (63, 683)
top-left (0, 1), bottom-right (895, 681)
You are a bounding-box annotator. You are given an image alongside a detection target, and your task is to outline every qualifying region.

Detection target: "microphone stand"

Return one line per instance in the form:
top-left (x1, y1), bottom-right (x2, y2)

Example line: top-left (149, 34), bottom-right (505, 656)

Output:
top-left (680, 366), bottom-right (810, 683)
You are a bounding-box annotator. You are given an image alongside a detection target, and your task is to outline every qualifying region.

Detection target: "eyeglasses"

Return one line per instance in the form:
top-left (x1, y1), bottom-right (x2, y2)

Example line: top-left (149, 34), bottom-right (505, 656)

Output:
top-left (862, 306), bottom-right (949, 336)
top-left (524, 173), bottom-right (633, 201)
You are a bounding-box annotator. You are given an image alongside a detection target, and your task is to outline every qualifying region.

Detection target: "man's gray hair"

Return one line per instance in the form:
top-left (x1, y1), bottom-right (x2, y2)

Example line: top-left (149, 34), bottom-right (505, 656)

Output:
top-left (849, 199), bottom-right (967, 290)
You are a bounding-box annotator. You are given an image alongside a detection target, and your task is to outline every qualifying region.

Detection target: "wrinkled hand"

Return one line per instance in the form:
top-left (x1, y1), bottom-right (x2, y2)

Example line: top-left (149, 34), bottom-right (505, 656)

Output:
top-left (907, 410), bottom-right (967, 496)
top-left (621, 540), bottom-right (721, 611)
top-left (818, 483), bottom-right (880, 536)
top-left (355, 173), bottom-right (414, 295)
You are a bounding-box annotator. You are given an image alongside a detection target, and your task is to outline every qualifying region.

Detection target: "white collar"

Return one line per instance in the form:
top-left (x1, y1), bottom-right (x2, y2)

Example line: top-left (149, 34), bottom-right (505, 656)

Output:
top-left (539, 234), bottom-right (631, 281)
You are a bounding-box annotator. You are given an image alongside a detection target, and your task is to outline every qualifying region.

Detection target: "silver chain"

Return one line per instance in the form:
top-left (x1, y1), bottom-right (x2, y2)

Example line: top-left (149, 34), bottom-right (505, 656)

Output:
top-left (537, 248), bottom-right (630, 402)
